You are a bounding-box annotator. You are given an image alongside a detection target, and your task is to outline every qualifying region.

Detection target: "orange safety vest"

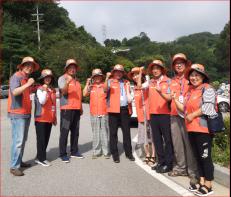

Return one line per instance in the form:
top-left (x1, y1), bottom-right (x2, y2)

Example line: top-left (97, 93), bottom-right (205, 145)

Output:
top-left (107, 79), bottom-right (132, 114)
top-left (8, 71), bottom-right (32, 115)
top-left (184, 83), bottom-right (210, 133)
top-left (34, 86), bottom-right (56, 123)
top-left (89, 83), bottom-right (107, 116)
top-left (149, 75), bottom-right (171, 115)
top-left (170, 76), bottom-right (189, 116)
top-left (134, 87), bottom-right (150, 122)
top-left (60, 74), bottom-right (82, 110)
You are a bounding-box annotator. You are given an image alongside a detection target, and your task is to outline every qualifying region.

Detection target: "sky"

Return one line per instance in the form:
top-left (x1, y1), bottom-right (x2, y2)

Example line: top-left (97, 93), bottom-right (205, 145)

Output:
top-left (59, 1), bottom-right (230, 44)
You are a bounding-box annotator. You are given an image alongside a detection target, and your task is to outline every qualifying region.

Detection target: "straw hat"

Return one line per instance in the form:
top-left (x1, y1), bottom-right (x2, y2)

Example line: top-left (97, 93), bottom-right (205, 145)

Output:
top-left (171, 53), bottom-right (191, 69)
top-left (17, 56), bottom-right (40, 71)
top-left (185, 63), bottom-right (209, 82)
top-left (148, 59), bottom-right (166, 74)
top-left (91, 68), bottom-right (104, 79)
top-left (64, 59), bottom-right (80, 71)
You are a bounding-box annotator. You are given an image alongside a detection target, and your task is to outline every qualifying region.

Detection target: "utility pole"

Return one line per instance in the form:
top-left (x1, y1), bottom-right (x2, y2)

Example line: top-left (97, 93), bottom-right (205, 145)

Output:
top-left (102, 25), bottom-right (107, 45)
top-left (31, 4), bottom-right (44, 50)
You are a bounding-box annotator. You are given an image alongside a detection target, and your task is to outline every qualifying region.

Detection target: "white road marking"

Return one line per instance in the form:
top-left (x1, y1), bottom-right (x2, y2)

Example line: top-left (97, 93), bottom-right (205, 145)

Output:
top-left (132, 135), bottom-right (195, 197)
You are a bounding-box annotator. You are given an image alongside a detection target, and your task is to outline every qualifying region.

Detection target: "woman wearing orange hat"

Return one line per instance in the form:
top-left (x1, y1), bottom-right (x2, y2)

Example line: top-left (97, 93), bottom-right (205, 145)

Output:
top-left (34, 69), bottom-right (56, 167)
top-left (148, 59), bottom-right (174, 173)
top-left (8, 56), bottom-right (39, 176)
top-left (173, 64), bottom-right (216, 196)
top-left (83, 68), bottom-right (110, 159)
top-left (105, 64), bottom-right (135, 163)
top-left (168, 53), bottom-right (198, 184)
top-left (127, 67), bottom-right (155, 166)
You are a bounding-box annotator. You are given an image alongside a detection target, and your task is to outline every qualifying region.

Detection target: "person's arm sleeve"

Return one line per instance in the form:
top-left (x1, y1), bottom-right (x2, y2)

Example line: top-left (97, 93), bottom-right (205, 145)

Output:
top-left (107, 79), bottom-right (111, 90)
top-left (202, 88), bottom-right (217, 116)
top-left (58, 76), bottom-right (66, 89)
top-left (37, 89), bottom-right (48, 105)
top-left (10, 75), bottom-right (21, 92)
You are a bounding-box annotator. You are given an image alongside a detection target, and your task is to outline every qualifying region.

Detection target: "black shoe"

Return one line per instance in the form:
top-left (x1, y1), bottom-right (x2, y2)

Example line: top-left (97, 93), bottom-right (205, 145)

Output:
top-left (156, 165), bottom-right (172, 173)
top-left (126, 155), bottom-right (135, 161)
top-left (112, 156), bottom-right (120, 163)
top-left (20, 162), bottom-right (31, 168)
top-left (151, 163), bottom-right (162, 171)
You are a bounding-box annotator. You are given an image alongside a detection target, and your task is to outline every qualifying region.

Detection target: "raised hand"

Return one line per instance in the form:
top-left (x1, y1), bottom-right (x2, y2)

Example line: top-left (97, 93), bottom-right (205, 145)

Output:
top-left (171, 91), bottom-right (176, 100)
top-left (86, 78), bottom-right (91, 85)
top-left (106, 72), bottom-right (111, 79)
top-left (66, 75), bottom-right (73, 84)
top-left (26, 78), bottom-right (35, 87)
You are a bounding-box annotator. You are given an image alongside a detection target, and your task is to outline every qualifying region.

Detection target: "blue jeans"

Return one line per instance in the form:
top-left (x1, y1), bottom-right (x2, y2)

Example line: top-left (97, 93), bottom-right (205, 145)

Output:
top-left (10, 117), bottom-right (31, 169)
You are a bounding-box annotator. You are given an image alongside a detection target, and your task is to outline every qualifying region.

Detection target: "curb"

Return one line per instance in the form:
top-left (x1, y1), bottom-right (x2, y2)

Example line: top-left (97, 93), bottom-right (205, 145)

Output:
top-left (214, 163), bottom-right (230, 188)
top-left (134, 145), bottom-right (230, 188)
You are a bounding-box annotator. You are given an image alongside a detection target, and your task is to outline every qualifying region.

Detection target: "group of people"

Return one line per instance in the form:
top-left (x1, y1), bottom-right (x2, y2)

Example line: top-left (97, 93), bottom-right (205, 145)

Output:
top-left (8, 53), bottom-right (217, 196)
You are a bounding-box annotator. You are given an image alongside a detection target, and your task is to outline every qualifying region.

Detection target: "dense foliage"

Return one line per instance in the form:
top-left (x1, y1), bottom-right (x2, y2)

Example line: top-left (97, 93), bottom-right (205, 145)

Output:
top-left (1, 1), bottom-right (116, 85)
top-left (1, 1), bottom-right (230, 86)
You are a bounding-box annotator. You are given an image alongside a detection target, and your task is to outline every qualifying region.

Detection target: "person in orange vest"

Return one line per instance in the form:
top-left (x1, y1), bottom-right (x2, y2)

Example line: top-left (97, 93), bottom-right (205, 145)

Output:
top-left (148, 59), bottom-right (174, 173)
top-left (34, 69), bottom-right (57, 167)
top-left (58, 59), bottom-right (83, 163)
top-left (127, 67), bottom-right (156, 166)
top-left (105, 64), bottom-right (135, 163)
top-left (173, 64), bottom-right (216, 196)
top-left (83, 68), bottom-right (110, 159)
top-left (168, 53), bottom-right (198, 183)
top-left (8, 56), bottom-right (39, 176)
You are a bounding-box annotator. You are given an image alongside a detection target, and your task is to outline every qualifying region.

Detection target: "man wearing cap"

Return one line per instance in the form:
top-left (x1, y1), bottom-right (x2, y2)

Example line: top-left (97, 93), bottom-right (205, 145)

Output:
top-left (148, 59), bottom-right (174, 173)
top-left (8, 56), bottom-right (39, 176)
top-left (105, 64), bottom-right (135, 163)
top-left (168, 53), bottom-right (198, 183)
top-left (83, 68), bottom-right (110, 159)
top-left (34, 69), bottom-right (56, 167)
top-left (58, 59), bottom-right (83, 163)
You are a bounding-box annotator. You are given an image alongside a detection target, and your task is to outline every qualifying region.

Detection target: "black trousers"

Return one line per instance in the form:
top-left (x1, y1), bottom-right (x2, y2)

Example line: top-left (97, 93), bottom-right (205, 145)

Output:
top-left (59, 109), bottom-right (80, 157)
top-left (188, 132), bottom-right (214, 181)
top-left (150, 114), bottom-right (173, 167)
top-left (108, 107), bottom-right (132, 157)
top-left (35, 121), bottom-right (52, 162)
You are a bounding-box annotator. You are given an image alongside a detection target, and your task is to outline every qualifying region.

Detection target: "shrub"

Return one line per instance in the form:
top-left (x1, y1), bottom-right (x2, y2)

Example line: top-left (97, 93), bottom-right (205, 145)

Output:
top-left (212, 116), bottom-right (230, 167)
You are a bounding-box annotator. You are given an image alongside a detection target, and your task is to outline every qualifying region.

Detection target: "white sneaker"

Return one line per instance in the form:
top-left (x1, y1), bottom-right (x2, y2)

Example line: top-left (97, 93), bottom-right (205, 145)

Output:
top-left (35, 159), bottom-right (50, 167)
top-left (43, 160), bottom-right (51, 166)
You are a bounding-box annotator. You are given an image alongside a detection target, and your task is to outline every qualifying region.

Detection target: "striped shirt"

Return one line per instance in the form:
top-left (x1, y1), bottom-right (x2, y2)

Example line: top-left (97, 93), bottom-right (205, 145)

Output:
top-left (202, 88), bottom-right (217, 116)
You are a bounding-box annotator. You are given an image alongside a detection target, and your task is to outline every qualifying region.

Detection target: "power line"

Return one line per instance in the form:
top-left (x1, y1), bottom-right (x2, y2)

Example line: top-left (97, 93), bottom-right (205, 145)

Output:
top-left (31, 4), bottom-right (44, 50)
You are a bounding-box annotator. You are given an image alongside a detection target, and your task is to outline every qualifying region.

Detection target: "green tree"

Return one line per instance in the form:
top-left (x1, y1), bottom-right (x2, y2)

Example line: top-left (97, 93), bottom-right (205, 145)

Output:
top-left (214, 21), bottom-right (230, 79)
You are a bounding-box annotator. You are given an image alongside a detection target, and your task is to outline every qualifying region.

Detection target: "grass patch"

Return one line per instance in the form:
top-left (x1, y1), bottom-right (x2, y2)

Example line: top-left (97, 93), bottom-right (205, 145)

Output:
top-left (212, 116), bottom-right (230, 167)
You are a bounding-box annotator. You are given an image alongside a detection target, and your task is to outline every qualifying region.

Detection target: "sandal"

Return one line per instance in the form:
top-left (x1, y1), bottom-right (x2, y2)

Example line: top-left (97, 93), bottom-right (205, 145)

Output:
top-left (188, 183), bottom-right (201, 192)
top-left (143, 156), bottom-right (150, 164)
top-left (168, 170), bottom-right (188, 177)
top-left (194, 185), bottom-right (214, 196)
top-left (147, 157), bottom-right (156, 166)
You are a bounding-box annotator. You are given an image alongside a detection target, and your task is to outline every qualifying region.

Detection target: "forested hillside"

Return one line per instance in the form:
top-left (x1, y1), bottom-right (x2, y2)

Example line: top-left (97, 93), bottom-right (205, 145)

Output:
top-left (1, 1), bottom-right (116, 83)
top-left (105, 29), bottom-right (229, 81)
top-left (1, 1), bottom-right (229, 84)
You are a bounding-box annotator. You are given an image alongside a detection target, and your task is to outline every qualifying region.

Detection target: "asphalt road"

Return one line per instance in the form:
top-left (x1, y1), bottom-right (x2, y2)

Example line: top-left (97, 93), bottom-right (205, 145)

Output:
top-left (1, 99), bottom-right (180, 196)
